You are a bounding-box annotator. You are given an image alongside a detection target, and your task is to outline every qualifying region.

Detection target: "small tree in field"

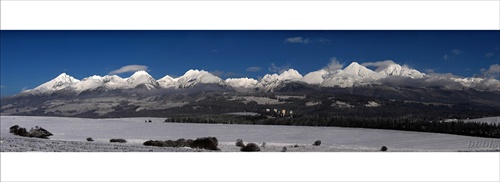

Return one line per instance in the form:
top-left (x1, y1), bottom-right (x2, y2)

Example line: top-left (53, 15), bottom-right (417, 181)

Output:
top-left (313, 140), bottom-right (321, 146)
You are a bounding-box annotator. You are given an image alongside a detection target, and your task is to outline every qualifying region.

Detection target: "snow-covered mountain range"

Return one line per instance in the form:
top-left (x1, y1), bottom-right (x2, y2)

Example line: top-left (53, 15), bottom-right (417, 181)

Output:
top-left (22, 62), bottom-right (500, 95)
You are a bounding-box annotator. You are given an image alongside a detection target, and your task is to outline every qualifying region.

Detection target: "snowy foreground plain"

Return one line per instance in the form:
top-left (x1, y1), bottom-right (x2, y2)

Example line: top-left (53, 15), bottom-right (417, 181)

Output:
top-left (1, 116), bottom-right (499, 152)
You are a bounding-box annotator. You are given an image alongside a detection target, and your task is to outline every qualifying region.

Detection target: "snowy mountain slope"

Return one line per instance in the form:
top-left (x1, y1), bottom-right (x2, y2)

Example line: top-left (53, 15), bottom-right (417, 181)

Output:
top-left (26, 73), bottom-right (80, 94)
top-left (126, 71), bottom-right (160, 90)
top-left (157, 75), bottom-right (177, 88)
top-left (72, 75), bottom-right (127, 92)
top-left (320, 63), bottom-right (381, 88)
top-left (342, 62), bottom-right (379, 78)
top-left (71, 75), bottom-right (105, 92)
top-left (174, 69), bottom-right (226, 89)
top-left (302, 69), bottom-right (328, 85)
top-left (377, 64), bottom-right (426, 78)
top-left (257, 69), bottom-right (303, 91)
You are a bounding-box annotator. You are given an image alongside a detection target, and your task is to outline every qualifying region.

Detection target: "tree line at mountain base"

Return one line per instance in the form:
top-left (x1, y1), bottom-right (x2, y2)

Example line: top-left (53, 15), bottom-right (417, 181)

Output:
top-left (164, 114), bottom-right (500, 138)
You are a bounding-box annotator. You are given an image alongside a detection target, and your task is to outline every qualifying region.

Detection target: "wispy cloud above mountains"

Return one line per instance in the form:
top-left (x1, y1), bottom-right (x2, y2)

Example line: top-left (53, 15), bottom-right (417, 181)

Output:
top-left (109, 65), bottom-right (148, 75)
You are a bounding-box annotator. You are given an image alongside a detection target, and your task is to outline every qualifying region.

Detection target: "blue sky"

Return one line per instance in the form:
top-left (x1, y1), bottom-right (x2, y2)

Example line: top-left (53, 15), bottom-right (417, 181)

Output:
top-left (1, 30), bottom-right (499, 96)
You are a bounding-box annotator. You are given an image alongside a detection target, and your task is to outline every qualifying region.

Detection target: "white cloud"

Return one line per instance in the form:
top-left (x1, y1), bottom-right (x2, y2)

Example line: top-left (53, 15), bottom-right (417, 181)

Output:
top-left (443, 49), bottom-right (463, 60)
top-left (323, 57), bottom-right (344, 72)
top-left (451, 49), bottom-right (463, 55)
top-left (284, 37), bottom-right (311, 44)
top-left (246, 66), bottom-right (262, 72)
top-left (268, 63), bottom-right (291, 73)
top-left (210, 70), bottom-right (224, 77)
top-left (424, 69), bottom-right (435, 74)
top-left (485, 52), bottom-right (494, 58)
top-left (480, 64), bottom-right (500, 78)
top-left (317, 38), bottom-right (331, 43)
top-left (109, 65), bottom-right (148, 75)
top-left (443, 54), bottom-right (449, 60)
top-left (361, 60), bottom-right (397, 71)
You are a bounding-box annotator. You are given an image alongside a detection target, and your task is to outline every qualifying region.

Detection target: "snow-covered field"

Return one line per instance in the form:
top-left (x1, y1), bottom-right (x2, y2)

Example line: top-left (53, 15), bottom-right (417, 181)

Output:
top-left (1, 116), bottom-right (499, 152)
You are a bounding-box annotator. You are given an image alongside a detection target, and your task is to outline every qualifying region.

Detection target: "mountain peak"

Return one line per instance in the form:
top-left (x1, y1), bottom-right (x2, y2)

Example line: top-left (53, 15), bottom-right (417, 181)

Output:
top-left (176, 69), bottom-right (224, 88)
top-left (378, 64), bottom-right (425, 78)
top-left (57, 72), bottom-right (69, 77)
top-left (129, 70), bottom-right (151, 77)
top-left (343, 62), bottom-right (377, 77)
top-left (158, 75), bottom-right (177, 88)
top-left (29, 73), bottom-right (80, 93)
top-left (126, 70), bottom-right (159, 89)
top-left (53, 72), bottom-right (79, 82)
top-left (281, 69), bottom-right (303, 80)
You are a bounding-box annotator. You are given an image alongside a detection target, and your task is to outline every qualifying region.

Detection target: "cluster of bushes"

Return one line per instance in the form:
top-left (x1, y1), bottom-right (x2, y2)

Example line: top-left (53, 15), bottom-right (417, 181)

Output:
top-left (144, 138), bottom-right (192, 148)
top-left (235, 139), bottom-right (260, 152)
top-left (9, 125), bottom-right (53, 139)
top-left (143, 137), bottom-right (220, 151)
top-left (110, 138), bottom-right (127, 143)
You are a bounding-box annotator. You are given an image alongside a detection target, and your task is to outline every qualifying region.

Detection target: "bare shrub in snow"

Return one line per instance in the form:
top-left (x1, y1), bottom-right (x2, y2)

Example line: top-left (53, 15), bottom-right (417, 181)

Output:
top-left (240, 143), bottom-right (260, 152)
top-left (236, 139), bottom-right (245, 147)
top-left (186, 139), bottom-right (194, 146)
top-left (87, 137), bottom-right (94, 142)
top-left (9, 125), bottom-right (20, 134)
top-left (144, 138), bottom-right (192, 148)
top-left (10, 125), bottom-right (28, 137)
top-left (28, 126), bottom-right (53, 139)
top-left (144, 140), bottom-right (168, 147)
top-left (380, 146), bottom-right (388, 151)
top-left (164, 140), bottom-right (175, 147)
top-left (261, 142), bottom-right (266, 148)
top-left (313, 140), bottom-right (321, 146)
top-left (190, 137), bottom-right (219, 151)
top-left (281, 147), bottom-right (287, 152)
top-left (110, 138), bottom-right (127, 143)
top-left (174, 138), bottom-right (189, 147)
top-left (10, 125), bottom-right (52, 139)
